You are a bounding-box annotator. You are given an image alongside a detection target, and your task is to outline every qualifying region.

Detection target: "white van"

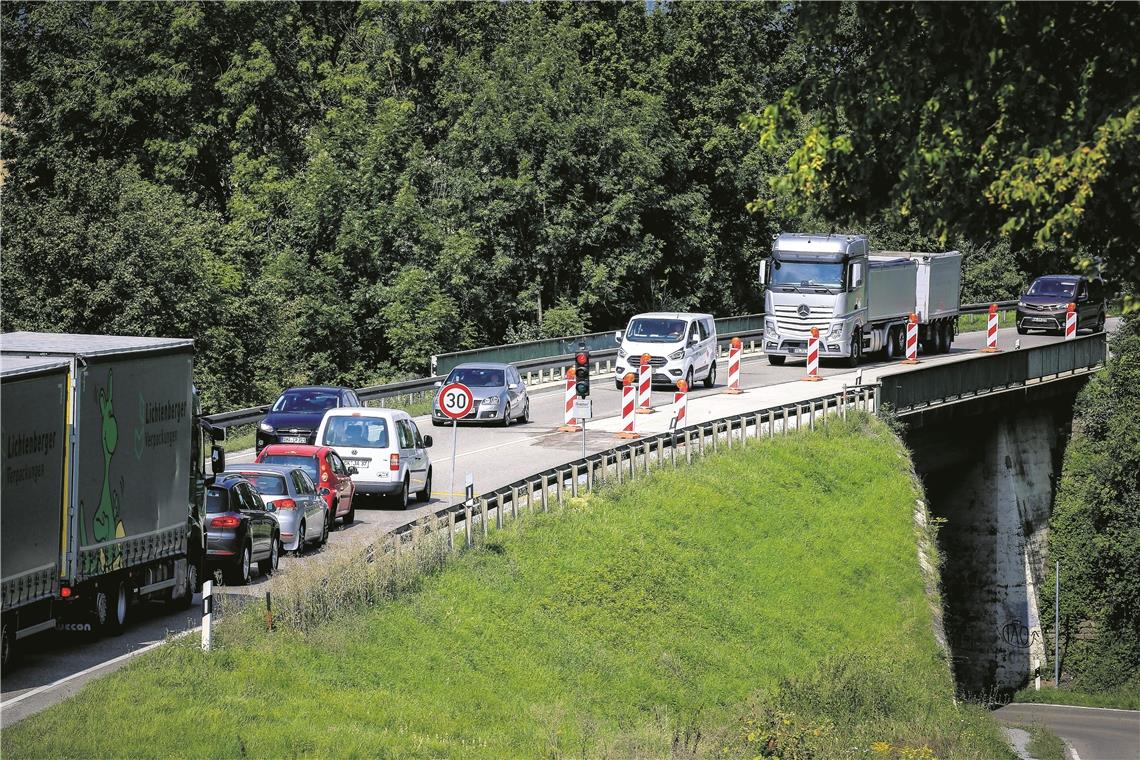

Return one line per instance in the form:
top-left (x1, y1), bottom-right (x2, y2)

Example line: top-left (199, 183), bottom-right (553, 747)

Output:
top-left (613, 312), bottom-right (718, 390)
top-left (314, 408), bottom-right (432, 509)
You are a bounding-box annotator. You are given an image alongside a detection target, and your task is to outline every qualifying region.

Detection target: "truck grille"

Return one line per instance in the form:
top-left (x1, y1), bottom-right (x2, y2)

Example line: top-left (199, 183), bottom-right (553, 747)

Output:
top-left (772, 305), bottom-right (832, 337)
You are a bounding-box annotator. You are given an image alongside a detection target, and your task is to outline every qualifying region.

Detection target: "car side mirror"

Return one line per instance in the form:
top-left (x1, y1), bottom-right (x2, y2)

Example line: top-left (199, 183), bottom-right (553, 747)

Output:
top-left (265, 502), bottom-right (276, 512)
top-left (434, 380), bottom-right (443, 388)
top-left (348, 466), bottom-right (359, 475)
top-left (319, 487), bottom-right (332, 496)
top-left (689, 333), bottom-right (699, 346)
top-left (508, 383), bottom-right (518, 391)
top-left (423, 435), bottom-right (433, 448)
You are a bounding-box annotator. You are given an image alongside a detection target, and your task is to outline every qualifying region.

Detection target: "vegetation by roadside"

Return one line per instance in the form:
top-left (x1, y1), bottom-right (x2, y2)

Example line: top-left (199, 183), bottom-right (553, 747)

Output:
top-left (2, 415), bottom-right (1014, 758)
top-left (957, 309), bottom-right (1016, 334)
top-left (1012, 684), bottom-right (1140, 711)
top-left (1022, 724), bottom-right (1068, 760)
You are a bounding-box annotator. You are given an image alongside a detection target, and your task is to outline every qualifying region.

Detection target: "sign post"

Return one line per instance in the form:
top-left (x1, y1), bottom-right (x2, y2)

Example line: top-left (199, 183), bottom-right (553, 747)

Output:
top-left (575, 398), bottom-right (592, 458)
top-left (438, 381), bottom-right (474, 506)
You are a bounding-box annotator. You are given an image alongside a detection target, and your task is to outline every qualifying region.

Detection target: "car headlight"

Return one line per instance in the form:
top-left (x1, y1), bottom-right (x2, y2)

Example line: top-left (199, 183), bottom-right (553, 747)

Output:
top-left (481, 396), bottom-right (498, 406)
top-left (1017, 301), bottom-right (1026, 308)
top-left (617, 348), bottom-right (627, 359)
top-left (259, 422), bottom-right (274, 433)
top-left (668, 349), bottom-right (684, 361)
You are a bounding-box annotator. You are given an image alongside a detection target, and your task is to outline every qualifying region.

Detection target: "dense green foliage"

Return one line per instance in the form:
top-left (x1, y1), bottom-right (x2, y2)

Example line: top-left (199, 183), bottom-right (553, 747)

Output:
top-left (3, 2), bottom-right (1136, 410)
top-left (1, 417), bottom-right (1013, 758)
top-left (1042, 315), bottom-right (1140, 692)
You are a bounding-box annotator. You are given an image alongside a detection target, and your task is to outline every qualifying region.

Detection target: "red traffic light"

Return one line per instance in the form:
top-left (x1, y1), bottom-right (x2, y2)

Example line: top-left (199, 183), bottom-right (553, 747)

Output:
top-left (576, 352), bottom-right (589, 366)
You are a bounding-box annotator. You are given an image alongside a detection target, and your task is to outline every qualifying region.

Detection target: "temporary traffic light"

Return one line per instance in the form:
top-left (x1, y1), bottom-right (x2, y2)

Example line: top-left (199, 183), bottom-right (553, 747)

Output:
top-left (574, 345), bottom-right (591, 398)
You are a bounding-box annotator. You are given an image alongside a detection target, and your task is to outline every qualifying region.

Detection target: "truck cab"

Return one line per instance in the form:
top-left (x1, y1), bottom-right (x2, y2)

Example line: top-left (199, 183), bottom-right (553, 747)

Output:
top-left (760, 233), bottom-right (870, 367)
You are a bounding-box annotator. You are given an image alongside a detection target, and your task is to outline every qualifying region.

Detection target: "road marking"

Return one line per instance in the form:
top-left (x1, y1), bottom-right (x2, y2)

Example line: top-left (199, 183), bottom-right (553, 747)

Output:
top-left (1010, 703), bottom-right (1140, 714)
top-left (1, 626), bottom-right (198, 710)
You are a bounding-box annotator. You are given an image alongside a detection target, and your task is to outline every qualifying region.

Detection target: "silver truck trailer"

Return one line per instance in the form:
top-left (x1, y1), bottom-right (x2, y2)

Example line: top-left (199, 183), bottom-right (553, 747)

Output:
top-left (1, 333), bottom-right (222, 666)
top-left (759, 233), bottom-right (962, 366)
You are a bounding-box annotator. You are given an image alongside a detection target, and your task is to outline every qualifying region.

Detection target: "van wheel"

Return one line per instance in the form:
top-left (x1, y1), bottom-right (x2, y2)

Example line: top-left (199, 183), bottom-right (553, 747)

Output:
top-left (767, 355), bottom-right (785, 367)
top-left (703, 360), bottom-right (716, 388)
top-left (398, 478), bottom-right (410, 509)
top-left (416, 468), bottom-right (432, 502)
top-left (685, 368), bottom-right (694, 390)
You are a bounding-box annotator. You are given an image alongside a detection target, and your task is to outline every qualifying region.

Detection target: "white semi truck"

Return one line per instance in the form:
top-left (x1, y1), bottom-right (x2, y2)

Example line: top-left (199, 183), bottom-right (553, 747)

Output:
top-left (758, 233), bottom-right (962, 367)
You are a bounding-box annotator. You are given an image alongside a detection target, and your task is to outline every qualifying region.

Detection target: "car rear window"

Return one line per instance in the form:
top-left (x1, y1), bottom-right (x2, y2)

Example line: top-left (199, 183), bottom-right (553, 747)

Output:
top-left (241, 473), bottom-right (287, 496)
top-left (257, 455), bottom-right (318, 480)
top-left (206, 487), bottom-right (229, 514)
top-left (322, 416), bottom-right (389, 447)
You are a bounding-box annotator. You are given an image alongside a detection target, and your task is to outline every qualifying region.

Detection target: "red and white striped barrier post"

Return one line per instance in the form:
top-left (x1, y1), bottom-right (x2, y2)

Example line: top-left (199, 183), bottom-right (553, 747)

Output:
top-left (724, 337), bottom-right (743, 394)
top-left (617, 373), bottom-right (640, 439)
top-left (636, 353), bottom-right (654, 414)
top-left (903, 313), bottom-right (919, 364)
top-left (803, 327), bottom-right (822, 381)
top-left (980, 303), bottom-right (1000, 353)
top-left (1065, 303), bottom-right (1077, 340)
top-left (558, 367), bottom-right (581, 432)
top-left (673, 379), bottom-right (688, 427)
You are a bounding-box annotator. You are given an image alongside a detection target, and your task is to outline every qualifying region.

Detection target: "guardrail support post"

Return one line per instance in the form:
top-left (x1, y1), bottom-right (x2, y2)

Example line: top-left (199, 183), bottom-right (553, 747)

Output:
top-left (685, 431), bottom-right (693, 464)
top-left (447, 510), bottom-right (455, 551)
top-left (464, 503), bottom-right (473, 545)
top-left (496, 495), bottom-right (504, 529)
top-left (586, 459), bottom-right (594, 491)
top-left (809, 401), bottom-right (816, 431)
top-left (557, 471), bottom-right (564, 508)
top-left (480, 499), bottom-right (489, 538)
top-left (540, 474), bottom-right (549, 511)
top-left (571, 464), bottom-right (579, 497)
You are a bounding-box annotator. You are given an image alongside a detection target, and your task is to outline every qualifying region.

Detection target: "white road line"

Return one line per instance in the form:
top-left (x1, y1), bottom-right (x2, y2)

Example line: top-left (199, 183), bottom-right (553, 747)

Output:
top-left (1016, 703), bottom-right (1139, 714)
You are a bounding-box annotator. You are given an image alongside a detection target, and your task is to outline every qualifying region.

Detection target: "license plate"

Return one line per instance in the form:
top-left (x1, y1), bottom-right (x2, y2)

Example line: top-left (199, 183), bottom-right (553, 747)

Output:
top-left (790, 348), bottom-right (805, 355)
top-left (345, 459), bottom-right (370, 468)
top-left (281, 435), bottom-right (307, 444)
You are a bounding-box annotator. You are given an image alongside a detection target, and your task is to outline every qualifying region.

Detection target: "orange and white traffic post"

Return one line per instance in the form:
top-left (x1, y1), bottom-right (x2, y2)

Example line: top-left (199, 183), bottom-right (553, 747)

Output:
top-left (558, 367), bottom-right (581, 432)
top-left (673, 379), bottom-right (688, 427)
top-left (980, 303), bottom-right (1001, 353)
top-left (1065, 303), bottom-right (1077, 340)
top-left (636, 353), bottom-right (654, 414)
top-left (903, 314), bottom-right (920, 364)
top-left (802, 327), bottom-right (822, 381)
top-left (724, 337), bottom-right (743, 394)
top-left (617, 373), bottom-right (640, 439)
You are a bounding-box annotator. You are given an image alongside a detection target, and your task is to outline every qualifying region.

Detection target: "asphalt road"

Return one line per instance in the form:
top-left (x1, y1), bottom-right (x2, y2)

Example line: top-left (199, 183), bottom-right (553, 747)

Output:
top-left (995, 702), bottom-right (1140, 760)
top-left (0, 322), bottom-right (1114, 727)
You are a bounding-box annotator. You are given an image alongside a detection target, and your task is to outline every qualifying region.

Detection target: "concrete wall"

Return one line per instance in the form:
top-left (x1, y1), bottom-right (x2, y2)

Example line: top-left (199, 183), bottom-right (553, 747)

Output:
top-left (910, 396), bottom-right (1076, 696)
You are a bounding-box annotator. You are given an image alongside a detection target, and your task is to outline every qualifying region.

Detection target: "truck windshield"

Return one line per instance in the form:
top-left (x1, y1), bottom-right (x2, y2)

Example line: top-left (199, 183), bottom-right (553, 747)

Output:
top-left (626, 318), bottom-right (688, 343)
top-left (771, 260), bottom-right (843, 290)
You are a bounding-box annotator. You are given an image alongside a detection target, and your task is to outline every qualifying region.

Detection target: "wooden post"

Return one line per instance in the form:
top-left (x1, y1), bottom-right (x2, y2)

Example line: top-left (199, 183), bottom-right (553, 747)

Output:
top-left (570, 464), bottom-right (579, 497)
top-left (616, 450), bottom-right (623, 484)
top-left (809, 400), bottom-right (816, 431)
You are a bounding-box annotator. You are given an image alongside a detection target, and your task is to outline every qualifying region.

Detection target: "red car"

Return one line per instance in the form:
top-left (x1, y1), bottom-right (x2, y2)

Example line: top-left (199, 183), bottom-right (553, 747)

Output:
top-left (255, 444), bottom-right (356, 528)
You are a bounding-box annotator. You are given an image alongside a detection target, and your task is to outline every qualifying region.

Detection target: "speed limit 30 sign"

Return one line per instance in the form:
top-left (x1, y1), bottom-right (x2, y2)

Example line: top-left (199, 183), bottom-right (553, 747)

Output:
top-left (438, 382), bottom-right (474, 420)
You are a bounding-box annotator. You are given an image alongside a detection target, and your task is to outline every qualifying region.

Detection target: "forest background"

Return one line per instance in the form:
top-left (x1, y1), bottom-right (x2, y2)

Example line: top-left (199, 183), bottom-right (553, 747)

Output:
top-left (3, 2), bottom-right (1137, 411)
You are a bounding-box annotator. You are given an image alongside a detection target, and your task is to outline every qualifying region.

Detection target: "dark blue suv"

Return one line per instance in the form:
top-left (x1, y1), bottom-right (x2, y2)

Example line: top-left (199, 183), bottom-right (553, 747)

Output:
top-left (256, 386), bottom-right (362, 453)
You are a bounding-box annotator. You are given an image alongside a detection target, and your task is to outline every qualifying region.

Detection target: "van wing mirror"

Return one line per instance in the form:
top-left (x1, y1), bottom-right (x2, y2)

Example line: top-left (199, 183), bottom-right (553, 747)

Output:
top-left (423, 435), bottom-right (433, 448)
top-left (614, 330), bottom-right (622, 344)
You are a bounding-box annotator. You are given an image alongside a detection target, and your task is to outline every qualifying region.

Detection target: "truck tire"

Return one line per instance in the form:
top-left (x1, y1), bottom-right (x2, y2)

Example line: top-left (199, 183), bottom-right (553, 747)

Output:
top-left (100, 580), bottom-right (128, 636)
top-left (845, 328), bottom-right (863, 368)
top-left (767, 355), bottom-right (786, 367)
top-left (1, 620), bottom-right (13, 670)
top-left (883, 327), bottom-right (898, 360)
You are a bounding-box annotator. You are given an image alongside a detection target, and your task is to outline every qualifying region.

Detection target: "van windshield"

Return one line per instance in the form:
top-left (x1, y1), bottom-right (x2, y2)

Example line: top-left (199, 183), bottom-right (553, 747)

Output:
top-left (322, 416), bottom-right (389, 448)
top-left (626, 318), bottom-right (688, 344)
top-left (1026, 279), bottom-right (1077, 298)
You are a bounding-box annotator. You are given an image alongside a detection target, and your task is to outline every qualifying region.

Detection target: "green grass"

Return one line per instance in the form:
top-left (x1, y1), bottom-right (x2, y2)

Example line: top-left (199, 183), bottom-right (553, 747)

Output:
top-left (3, 416), bottom-right (1014, 759)
top-left (1023, 724), bottom-right (1068, 760)
top-left (957, 309), bottom-right (1016, 333)
top-left (1012, 684), bottom-right (1140, 710)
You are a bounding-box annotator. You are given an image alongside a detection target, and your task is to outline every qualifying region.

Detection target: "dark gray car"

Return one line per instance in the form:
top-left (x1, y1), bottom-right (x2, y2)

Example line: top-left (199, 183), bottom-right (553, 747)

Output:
top-left (205, 475), bottom-right (281, 585)
top-left (431, 363), bottom-right (529, 427)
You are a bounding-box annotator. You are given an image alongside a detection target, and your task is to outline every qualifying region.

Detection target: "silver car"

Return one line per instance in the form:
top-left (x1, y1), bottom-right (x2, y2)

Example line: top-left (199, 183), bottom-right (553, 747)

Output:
top-left (228, 464), bottom-right (328, 554)
top-left (432, 362), bottom-right (530, 427)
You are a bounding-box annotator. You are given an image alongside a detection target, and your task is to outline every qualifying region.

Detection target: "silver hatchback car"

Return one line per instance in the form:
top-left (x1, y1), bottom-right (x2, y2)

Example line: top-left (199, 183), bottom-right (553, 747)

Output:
top-left (227, 464), bottom-right (328, 554)
top-left (432, 363), bottom-right (530, 427)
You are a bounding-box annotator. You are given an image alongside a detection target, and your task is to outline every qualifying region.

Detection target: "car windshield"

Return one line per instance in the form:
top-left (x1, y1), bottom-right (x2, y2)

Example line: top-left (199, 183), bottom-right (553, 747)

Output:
top-left (446, 367), bottom-right (505, 388)
top-left (257, 455), bottom-right (318, 480)
top-left (240, 473), bottom-right (287, 496)
top-left (771, 260), bottom-right (843, 289)
top-left (626, 318), bottom-right (688, 344)
top-left (1026, 279), bottom-right (1078, 298)
top-left (271, 390), bottom-right (341, 413)
top-left (205, 487), bottom-right (229, 514)
top-left (322, 416), bottom-right (389, 447)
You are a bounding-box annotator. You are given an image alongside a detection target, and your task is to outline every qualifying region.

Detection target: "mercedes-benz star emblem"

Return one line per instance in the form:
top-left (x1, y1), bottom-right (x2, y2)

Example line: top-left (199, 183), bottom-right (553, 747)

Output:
top-left (797, 304), bottom-right (810, 318)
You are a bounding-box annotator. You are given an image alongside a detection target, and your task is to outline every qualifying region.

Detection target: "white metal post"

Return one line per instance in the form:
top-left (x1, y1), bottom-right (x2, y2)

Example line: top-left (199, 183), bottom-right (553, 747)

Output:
top-left (201, 580), bottom-right (213, 652)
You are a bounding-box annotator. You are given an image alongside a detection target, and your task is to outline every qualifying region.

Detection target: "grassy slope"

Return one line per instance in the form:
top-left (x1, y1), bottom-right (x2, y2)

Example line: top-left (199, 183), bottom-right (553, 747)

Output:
top-left (3, 416), bottom-right (1012, 758)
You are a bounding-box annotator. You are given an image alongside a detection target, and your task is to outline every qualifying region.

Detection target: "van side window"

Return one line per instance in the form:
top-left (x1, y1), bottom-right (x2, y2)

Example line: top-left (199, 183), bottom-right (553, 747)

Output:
top-left (411, 422), bottom-right (424, 448)
top-left (703, 318), bottom-right (716, 340)
top-left (397, 420), bottom-right (414, 449)
top-left (697, 320), bottom-right (709, 341)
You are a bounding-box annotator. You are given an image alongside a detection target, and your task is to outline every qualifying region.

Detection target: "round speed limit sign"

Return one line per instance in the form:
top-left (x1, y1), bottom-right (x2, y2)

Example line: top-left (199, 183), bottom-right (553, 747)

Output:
top-left (438, 382), bottom-right (474, 420)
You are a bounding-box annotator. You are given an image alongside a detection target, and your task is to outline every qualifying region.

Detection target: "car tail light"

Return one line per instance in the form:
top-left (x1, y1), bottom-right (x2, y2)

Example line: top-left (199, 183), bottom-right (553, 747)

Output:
top-left (276, 499), bottom-right (297, 510)
top-left (320, 459), bottom-right (330, 482)
top-left (390, 453), bottom-right (400, 471)
top-left (211, 515), bottom-right (240, 528)
top-left (60, 586), bottom-right (73, 599)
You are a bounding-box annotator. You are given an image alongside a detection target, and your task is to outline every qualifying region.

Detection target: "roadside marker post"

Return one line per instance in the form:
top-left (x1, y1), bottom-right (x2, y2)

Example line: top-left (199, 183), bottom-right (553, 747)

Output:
top-left (803, 327), bottom-right (822, 381)
top-left (725, 337), bottom-right (743, 394)
top-left (1065, 303), bottom-right (1077, 340)
top-left (980, 303), bottom-right (1001, 353)
top-left (636, 354), bottom-right (654, 414)
top-left (616, 373), bottom-right (640, 439)
top-left (201, 580), bottom-right (213, 652)
top-left (559, 368), bottom-right (581, 432)
top-left (903, 314), bottom-right (920, 364)
top-left (438, 381), bottom-right (474, 509)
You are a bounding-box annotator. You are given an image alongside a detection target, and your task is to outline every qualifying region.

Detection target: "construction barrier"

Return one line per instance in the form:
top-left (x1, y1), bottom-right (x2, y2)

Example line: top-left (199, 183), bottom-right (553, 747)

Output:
top-left (636, 353), bottom-right (654, 414)
top-left (903, 314), bottom-right (919, 364)
top-left (617, 373), bottom-right (640, 439)
top-left (803, 327), bottom-right (822, 381)
top-left (1065, 303), bottom-right (1077, 340)
top-left (558, 367), bottom-right (581, 432)
top-left (725, 337), bottom-right (743, 393)
top-left (673, 379), bottom-right (688, 427)
top-left (980, 303), bottom-right (1000, 353)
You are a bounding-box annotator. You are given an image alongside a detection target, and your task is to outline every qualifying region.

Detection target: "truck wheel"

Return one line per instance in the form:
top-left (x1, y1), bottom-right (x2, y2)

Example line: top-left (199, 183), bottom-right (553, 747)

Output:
top-left (767, 355), bottom-right (786, 367)
top-left (883, 328), bottom-right (897, 360)
top-left (2, 621), bottom-right (13, 670)
top-left (845, 329), bottom-right (862, 368)
top-left (102, 580), bottom-right (128, 636)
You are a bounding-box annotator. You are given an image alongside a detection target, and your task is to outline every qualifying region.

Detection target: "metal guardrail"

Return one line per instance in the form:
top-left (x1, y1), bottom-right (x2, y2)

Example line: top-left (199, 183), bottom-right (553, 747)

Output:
top-left (202, 302), bottom-right (1015, 429)
top-left (879, 332), bottom-right (1106, 413)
